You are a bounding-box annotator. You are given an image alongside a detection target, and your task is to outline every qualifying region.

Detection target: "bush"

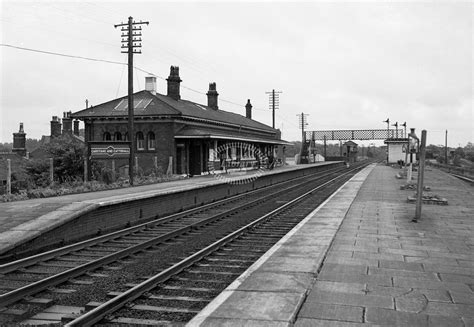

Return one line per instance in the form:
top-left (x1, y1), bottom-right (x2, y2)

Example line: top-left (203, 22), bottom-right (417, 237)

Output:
top-left (0, 170), bottom-right (183, 202)
top-left (24, 135), bottom-right (86, 187)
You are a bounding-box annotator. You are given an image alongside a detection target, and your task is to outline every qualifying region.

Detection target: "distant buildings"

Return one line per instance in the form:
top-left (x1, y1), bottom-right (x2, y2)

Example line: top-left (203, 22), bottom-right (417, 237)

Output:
top-left (0, 123), bottom-right (29, 191)
top-left (29, 112), bottom-right (85, 160)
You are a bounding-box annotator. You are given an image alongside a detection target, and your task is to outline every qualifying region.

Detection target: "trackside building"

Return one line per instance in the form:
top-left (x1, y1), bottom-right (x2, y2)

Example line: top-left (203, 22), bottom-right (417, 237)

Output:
top-left (72, 66), bottom-right (287, 178)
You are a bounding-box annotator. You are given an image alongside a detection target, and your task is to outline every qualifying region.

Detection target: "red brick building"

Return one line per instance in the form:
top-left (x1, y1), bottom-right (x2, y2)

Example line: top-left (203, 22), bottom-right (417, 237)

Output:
top-left (72, 66), bottom-right (286, 177)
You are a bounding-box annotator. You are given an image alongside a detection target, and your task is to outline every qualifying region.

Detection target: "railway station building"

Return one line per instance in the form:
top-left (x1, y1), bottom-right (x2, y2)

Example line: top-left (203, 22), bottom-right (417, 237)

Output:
top-left (72, 66), bottom-right (286, 177)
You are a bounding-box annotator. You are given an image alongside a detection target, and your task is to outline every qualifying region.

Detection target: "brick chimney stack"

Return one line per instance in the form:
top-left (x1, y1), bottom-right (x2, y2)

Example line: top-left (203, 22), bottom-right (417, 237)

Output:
top-left (207, 83), bottom-right (219, 110)
top-left (12, 123), bottom-right (27, 156)
top-left (73, 120), bottom-right (80, 136)
top-left (51, 116), bottom-right (62, 138)
top-left (245, 99), bottom-right (252, 119)
top-left (166, 66), bottom-right (182, 100)
top-left (62, 111), bottom-right (72, 134)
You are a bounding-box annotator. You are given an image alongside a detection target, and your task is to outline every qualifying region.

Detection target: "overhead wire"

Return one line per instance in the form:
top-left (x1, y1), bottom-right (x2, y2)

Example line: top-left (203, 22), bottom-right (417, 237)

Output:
top-left (3, 2), bottom-right (221, 90)
top-left (115, 62), bottom-right (127, 99)
top-left (1, 44), bottom-right (125, 66)
top-left (2, 42), bottom-right (299, 131)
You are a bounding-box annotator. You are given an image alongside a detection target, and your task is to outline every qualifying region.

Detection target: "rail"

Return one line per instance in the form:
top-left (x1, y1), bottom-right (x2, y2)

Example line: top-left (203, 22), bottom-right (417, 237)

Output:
top-left (65, 163), bottom-right (369, 326)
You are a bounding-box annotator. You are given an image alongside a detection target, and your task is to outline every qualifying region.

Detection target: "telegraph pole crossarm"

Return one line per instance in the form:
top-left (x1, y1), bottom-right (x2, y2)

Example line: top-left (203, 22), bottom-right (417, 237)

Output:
top-left (114, 17), bottom-right (149, 186)
top-left (265, 89), bottom-right (282, 129)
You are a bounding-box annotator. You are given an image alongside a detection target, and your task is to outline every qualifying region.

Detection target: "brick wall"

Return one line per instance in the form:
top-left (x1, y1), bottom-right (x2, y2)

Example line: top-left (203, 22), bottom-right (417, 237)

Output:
top-left (9, 162), bottom-right (342, 256)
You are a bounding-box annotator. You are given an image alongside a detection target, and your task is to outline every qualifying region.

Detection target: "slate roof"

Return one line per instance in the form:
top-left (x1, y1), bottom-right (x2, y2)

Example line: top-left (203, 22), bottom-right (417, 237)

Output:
top-left (72, 91), bottom-right (276, 133)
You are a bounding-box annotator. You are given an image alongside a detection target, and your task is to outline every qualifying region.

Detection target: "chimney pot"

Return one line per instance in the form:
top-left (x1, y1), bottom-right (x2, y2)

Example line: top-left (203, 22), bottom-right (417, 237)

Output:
top-left (145, 76), bottom-right (157, 94)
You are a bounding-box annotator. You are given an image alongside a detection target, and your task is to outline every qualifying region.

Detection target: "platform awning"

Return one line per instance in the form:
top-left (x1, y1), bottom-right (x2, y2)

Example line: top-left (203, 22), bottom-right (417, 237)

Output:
top-left (174, 127), bottom-right (291, 145)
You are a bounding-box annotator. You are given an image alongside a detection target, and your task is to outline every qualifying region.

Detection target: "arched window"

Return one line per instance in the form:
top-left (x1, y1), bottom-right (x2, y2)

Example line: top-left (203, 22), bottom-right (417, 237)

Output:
top-left (124, 133), bottom-right (129, 141)
top-left (103, 132), bottom-right (111, 141)
top-left (147, 132), bottom-right (156, 150)
top-left (114, 132), bottom-right (122, 141)
top-left (136, 132), bottom-right (145, 150)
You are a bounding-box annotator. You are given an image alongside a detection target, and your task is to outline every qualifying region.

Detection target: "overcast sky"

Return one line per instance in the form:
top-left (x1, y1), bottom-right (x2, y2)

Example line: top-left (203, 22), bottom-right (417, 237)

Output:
top-left (1, 0), bottom-right (472, 147)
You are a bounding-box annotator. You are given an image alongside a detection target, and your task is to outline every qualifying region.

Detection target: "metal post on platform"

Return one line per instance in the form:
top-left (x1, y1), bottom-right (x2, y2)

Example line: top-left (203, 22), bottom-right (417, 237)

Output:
top-left (407, 163), bottom-right (413, 184)
top-left (414, 130), bottom-right (427, 222)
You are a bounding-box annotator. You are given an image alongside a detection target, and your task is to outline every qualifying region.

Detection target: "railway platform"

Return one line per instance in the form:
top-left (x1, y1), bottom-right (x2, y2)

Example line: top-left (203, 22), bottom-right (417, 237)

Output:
top-left (0, 162), bottom-right (335, 257)
top-left (189, 164), bottom-right (474, 326)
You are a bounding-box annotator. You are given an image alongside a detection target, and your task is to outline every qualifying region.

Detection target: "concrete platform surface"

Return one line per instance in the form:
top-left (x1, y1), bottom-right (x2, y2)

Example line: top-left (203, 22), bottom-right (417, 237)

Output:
top-left (188, 164), bottom-right (474, 326)
top-left (0, 163), bottom-right (330, 255)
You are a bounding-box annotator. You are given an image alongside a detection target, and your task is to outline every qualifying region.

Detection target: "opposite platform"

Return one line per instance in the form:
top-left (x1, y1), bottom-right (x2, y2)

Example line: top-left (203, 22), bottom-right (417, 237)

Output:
top-left (0, 162), bottom-right (335, 256)
top-left (189, 164), bottom-right (474, 326)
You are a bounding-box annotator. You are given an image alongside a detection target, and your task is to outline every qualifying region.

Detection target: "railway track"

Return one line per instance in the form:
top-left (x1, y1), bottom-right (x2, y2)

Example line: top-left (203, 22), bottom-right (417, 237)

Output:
top-left (0, 162), bottom-right (370, 325)
top-left (449, 172), bottom-right (474, 184)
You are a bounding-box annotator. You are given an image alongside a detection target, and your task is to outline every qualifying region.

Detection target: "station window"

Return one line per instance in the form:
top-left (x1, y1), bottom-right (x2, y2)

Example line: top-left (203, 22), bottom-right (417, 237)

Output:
top-left (114, 132), bottom-right (122, 141)
top-left (136, 132), bottom-right (145, 150)
top-left (243, 144), bottom-right (249, 158)
top-left (148, 132), bottom-right (156, 150)
top-left (103, 132), bottom-right (111, 141)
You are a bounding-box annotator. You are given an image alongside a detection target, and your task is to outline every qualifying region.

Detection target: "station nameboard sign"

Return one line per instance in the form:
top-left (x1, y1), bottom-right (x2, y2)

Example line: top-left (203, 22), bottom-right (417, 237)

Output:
top-left (90, 143), bottom-right (130, 159)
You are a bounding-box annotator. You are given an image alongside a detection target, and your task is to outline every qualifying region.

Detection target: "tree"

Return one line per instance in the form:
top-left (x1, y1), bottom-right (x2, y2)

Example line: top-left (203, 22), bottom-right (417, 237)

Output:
top-left (0, 143), bottom-right (12, 152)
top-left (26, 135), bottom-right (86, 185)
top-left (25, 138), bottom-right (41, 152)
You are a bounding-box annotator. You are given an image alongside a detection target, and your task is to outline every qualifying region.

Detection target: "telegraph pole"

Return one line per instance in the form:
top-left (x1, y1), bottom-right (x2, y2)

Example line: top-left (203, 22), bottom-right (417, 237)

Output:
top-left (266, 89), bottom-right (282, 129)
top-left (297, 112), bottom-right (309, 164)
top-left (115, 17), bottom-right (149, 186)
top-left (297, 112), bottom-right (308, 141)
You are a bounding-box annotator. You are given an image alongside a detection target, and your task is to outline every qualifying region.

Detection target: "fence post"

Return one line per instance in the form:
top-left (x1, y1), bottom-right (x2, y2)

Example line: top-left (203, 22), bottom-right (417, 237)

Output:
top-left (167, 156), bottom-right (173, 176)
top-left (84, 158), bottom-right (88, 182)
top-left (6, 159), bottom-right (11, 196)
top-left (414, 130), bottom-right (427, 222)
top-left (49, 158), bottom-right (54, 184)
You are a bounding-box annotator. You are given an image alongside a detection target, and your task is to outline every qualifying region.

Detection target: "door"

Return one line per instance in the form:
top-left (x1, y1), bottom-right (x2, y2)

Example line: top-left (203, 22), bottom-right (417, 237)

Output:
top-left (189, 142), bottom-right (202, 176)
